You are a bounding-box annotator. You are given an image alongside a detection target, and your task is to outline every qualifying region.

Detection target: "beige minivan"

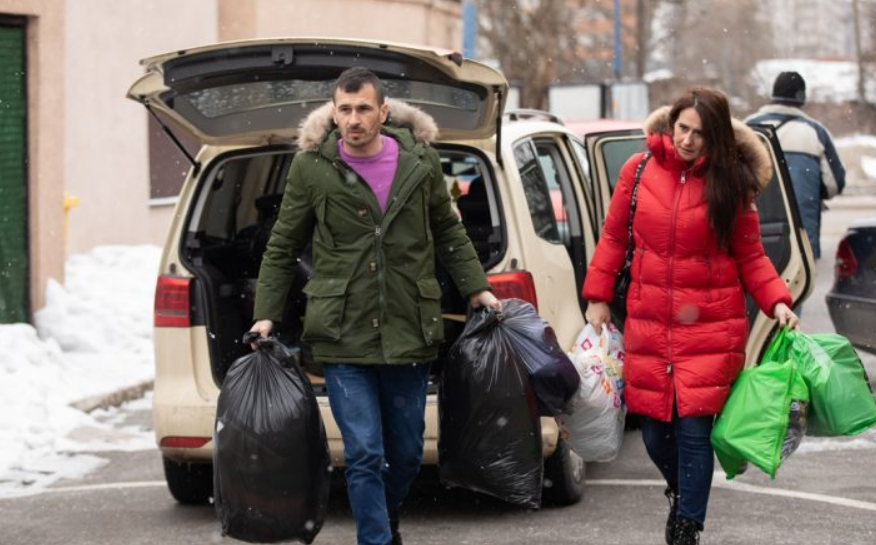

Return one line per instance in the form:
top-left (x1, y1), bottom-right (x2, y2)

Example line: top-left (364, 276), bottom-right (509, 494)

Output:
top-left (127, 37), bottom-right (813, 507)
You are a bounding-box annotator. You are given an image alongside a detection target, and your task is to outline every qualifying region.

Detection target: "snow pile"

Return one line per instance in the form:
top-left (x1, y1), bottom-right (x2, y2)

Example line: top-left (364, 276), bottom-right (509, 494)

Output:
top-left (0, 245), bottom-right (161, 498)
top-left (834, 134), bottom-right (876, 193)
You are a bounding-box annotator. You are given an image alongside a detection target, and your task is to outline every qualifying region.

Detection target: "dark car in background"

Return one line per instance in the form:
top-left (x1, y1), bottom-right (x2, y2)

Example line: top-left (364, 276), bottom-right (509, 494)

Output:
top-left (827, 217), bottom-right (876, 354)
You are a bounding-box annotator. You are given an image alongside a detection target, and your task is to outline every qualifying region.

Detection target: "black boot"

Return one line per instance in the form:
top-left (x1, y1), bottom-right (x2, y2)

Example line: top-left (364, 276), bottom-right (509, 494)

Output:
top-left (672, 517), bottom-right (701, 545)
top-left (664, 487), bottom-right (678, 545)
top-left (389, 510), bottom-right (402, 545)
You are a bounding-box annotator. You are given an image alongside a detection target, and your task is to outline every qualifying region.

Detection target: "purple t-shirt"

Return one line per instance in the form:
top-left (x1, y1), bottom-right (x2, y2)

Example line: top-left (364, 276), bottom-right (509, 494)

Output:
top-left (339, 135), bottom-right (399, 213)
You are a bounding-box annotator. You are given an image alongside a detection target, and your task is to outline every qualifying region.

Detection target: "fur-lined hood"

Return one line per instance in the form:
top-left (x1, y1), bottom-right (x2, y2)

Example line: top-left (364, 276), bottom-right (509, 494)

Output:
top-left (643, 106), bottom-right (773, 189)
top-left (298, 98), bottom-right (439, 153)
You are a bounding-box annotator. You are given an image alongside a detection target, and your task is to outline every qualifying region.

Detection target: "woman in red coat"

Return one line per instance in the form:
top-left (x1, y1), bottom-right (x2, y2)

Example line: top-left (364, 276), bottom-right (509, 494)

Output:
top-left (583, 88), bottom-right (799, 545)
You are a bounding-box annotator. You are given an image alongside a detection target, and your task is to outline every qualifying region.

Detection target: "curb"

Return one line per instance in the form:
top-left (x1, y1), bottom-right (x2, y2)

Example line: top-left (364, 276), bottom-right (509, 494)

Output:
top-left (69, 379), bottom-right (154, 414)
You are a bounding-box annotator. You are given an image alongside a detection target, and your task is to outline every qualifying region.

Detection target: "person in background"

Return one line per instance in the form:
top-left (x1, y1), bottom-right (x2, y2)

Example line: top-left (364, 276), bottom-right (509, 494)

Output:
top-left (747, 71), bottom-right (846, 260)
top-left (250, 67), bottom-right (499, 545)
top-left (583, 88), bottom-right (799, 545)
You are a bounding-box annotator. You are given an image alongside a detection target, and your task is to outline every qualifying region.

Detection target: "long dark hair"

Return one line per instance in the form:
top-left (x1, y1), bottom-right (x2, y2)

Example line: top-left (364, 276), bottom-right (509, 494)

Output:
top-left (668, 88), bottom-right (760, 249)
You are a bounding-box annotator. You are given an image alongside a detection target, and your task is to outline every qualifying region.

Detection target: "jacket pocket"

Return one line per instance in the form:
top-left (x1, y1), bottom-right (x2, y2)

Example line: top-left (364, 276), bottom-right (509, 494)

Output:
top-left (301, 277), bottom-right (349, 342)
top-left (417, 277), bottom-right (444, 346)
top-left (313, 195), bottom-right (335, 248)
top-left (422, 185), bottom-right (433, 242)
top-left (636, 248), bottom-right (646, 299)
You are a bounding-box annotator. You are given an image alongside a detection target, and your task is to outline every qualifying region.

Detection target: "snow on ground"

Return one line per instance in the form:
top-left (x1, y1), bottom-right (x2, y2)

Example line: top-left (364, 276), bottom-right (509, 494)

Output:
top-left (0, 245), bottom-right (160, 498)
top-left (797, 427), bottom-right (876, 454)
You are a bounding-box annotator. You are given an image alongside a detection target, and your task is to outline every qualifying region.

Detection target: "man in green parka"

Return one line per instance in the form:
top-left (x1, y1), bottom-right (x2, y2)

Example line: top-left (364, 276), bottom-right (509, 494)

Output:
top-left (250, 67), bottom-right (499, 545)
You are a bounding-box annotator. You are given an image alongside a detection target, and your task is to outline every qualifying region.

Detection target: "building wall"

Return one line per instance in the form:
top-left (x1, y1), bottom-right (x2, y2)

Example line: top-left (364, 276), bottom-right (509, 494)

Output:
top-left (0, 0), bottom-right (65, 314)
top-left (63, 0), bottom-right (218, 256)
top-left (218, 0), bottom-right (462, 48)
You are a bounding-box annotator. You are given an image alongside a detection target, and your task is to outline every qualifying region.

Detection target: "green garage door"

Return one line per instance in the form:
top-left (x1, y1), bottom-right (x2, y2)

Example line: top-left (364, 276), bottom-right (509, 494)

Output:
top-left (0, 21), bottom-right (28, 323)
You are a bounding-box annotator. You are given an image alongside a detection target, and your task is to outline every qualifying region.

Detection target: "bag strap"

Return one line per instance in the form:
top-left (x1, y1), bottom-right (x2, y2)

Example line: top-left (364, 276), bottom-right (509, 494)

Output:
top-left (620, 152), bottom-right (651, 273)
top-left (772, 115), bottom-right (798, 131)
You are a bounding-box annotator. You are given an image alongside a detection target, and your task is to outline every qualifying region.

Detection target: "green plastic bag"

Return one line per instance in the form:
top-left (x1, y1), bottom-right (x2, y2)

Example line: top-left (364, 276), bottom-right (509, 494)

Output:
top-left (711, 330), bottom-right (810, 479)
top-left (787, 331), bottom-right (876, 437)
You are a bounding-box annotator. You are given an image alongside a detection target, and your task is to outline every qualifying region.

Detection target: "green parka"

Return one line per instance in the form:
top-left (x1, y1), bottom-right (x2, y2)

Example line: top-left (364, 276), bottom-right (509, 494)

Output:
top-left (254, 99), bottom-right (491, 364)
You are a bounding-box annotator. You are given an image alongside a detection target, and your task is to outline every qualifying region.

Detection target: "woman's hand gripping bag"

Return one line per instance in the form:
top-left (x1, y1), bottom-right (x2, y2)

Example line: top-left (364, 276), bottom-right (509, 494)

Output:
top-left (557, 323), bottom-right (626, 462)
top-left (438, 304), bottom-right (543, 509)
top-left (786, 331), bottom-right (876, 437)
top-left (213, 334), bottom-right (331, 543)
top-left (711, 330), bottom-right (810, 480)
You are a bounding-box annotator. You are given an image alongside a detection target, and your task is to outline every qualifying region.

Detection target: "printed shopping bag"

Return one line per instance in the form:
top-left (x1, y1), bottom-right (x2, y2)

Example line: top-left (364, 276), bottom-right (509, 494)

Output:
top-left (557, 323), bottom-right (626, 462)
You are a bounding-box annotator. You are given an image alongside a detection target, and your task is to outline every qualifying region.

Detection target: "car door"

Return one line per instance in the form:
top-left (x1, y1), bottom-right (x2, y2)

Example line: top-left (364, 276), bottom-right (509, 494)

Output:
top-left (583, 128), bottom-right (814, 366)
top-left (504, 134), bottom-right (590, 346)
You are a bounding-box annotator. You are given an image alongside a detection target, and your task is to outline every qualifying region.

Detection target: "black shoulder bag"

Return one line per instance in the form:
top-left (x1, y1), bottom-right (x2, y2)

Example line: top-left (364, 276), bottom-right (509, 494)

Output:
top-left (609, 152), bottom-right (650, 332)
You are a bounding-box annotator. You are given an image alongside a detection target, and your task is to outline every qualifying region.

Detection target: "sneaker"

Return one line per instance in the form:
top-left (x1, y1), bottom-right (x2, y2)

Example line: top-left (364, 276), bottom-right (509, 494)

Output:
top-left (389, 510), bottom-right (402, 545)
top-left (664, 487), bottom-right (678, 545)
top-left (673, 517), bottom-right (701, 545)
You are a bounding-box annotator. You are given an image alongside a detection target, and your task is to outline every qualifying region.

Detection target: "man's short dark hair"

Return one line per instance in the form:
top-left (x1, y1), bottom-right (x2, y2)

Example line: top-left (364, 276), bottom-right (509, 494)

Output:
top-left (334, 67), bottom-right (385, 104)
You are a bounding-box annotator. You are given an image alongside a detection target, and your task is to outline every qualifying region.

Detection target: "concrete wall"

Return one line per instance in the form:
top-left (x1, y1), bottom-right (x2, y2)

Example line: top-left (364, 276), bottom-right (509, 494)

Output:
top-left (63, 0), bottom-right (217, 256)
top-left (0, 0), bottom-right (65, 313)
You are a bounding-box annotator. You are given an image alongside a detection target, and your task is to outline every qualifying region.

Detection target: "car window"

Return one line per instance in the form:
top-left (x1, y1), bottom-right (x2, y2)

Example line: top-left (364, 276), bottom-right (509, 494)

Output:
top-left (514, 139), bottom-right (561, 243)
top-left (198, 155), bottom-right (282, 240)
top-left (569, 138), bottom-right (598, 235)
top-left (535, 139), bottom-right (581, 247)
top-left (439, 148), bottom-right (504, 267)
top-left (602, 138), bottom-right (647, 192)
top-left (534, 137), bottom-right (591, 315)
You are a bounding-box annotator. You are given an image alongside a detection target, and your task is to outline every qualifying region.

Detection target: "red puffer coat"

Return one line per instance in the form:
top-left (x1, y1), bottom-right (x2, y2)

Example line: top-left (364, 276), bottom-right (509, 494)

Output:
top-left (582, 107), bottom-right (792, 422)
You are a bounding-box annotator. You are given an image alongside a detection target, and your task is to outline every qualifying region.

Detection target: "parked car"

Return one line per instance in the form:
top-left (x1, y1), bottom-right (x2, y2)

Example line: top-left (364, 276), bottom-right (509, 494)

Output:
top-left (127, 38), bottom-right (813, 507)
top-left (826, 217), bottom-right (876, 354)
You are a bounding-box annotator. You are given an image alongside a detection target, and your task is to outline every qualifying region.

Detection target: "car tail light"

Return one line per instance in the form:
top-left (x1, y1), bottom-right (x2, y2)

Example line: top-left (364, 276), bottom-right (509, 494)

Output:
top-left (835, 238), bottom-right (858, 281)
top-left (160, 436), bottom-right (211, 449)
top-left (154, 276), bottom-right (191, 327)
top-left (488, 271), bottom-right (538, 311)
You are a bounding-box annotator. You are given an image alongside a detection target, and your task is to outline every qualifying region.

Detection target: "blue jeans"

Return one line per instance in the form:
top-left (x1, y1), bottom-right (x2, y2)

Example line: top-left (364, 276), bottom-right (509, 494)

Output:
top-left (323, 363), bottom-right (431, 545)
top-left (640, 406), bottom-right (715, 530)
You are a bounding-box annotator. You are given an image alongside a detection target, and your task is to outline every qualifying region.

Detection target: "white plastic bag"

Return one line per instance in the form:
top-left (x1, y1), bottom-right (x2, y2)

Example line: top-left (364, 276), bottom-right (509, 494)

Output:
top-left (557, 323), bottom-right (626, 462)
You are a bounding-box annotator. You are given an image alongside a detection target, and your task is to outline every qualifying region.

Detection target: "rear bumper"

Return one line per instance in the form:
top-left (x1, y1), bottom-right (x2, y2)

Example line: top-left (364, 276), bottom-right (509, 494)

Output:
top-left (826, 292), bottom-right (876, 354)
top-left (157, 393), bottom-right (560, 465)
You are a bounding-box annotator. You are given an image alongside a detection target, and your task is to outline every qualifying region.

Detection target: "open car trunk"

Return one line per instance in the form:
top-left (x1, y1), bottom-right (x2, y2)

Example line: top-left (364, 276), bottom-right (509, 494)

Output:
top-left (180, 145), bottom-right (505, 389)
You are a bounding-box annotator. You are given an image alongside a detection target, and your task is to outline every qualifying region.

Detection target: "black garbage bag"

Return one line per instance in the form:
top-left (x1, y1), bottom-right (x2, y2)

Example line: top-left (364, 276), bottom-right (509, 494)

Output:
top-left (438, 303), bottom-right (543, 509)
top-left (213, 333), bottom-right (331, 543)
top-left (495, 299), bottom-right (580, 415)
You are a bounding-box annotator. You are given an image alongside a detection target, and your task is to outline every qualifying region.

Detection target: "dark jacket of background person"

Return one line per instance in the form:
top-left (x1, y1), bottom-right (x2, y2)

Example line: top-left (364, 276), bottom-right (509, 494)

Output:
top-left (254, 99), bottom-right (490, 364)
top-left (747, 72), bottom-right (846, 259)
top-left (582, 106), bottom-right (792, 423)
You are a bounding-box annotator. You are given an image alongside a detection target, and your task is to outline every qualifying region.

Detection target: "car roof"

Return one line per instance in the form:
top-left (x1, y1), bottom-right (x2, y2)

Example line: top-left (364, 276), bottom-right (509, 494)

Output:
top-left (564, 118), bottom-right (643, 136)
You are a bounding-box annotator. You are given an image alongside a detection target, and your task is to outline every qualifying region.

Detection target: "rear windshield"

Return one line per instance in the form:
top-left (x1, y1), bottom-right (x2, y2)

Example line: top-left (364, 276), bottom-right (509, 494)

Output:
top-left (182, 79), bottom-right (480, 120)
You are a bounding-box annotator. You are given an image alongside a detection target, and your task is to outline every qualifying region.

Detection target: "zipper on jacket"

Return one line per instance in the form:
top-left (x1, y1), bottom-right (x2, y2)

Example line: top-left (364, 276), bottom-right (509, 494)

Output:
top-left (665, 168), bottom-right (688, 419)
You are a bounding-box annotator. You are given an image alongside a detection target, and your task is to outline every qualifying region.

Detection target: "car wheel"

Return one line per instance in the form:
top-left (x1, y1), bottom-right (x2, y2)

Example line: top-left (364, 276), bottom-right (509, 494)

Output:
top-left (163, 457), bottom-right (213, 505)
top-left (542, 437), bottom-right (585, 506)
